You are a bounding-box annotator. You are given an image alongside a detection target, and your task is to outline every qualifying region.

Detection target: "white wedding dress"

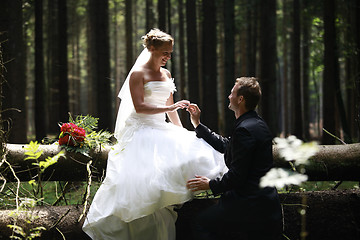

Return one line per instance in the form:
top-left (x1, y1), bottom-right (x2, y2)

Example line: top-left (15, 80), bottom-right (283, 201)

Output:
top-left (82, 77), bottom-right (226, 240)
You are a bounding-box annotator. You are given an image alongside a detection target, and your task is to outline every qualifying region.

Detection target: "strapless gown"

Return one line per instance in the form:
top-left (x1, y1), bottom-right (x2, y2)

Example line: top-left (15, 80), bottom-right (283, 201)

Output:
top-left (82, 78), bottom-right (226, 240)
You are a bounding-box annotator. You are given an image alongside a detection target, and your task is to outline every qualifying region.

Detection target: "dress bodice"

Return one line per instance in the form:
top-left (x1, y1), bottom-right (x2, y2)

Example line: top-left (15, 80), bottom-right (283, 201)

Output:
top-left (118, 78), bottom-right (177, 143)
top-left (143, 78), bottom-right (176, 106)
top-left (127, 78), bottom-right (176, 124)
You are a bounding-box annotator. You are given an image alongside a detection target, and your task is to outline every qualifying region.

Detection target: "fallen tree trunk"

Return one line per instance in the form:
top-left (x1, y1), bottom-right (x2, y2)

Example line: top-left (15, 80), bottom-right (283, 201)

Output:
top-left (273, 143), bottom-right (360, 181)
top-left (1, 143), bottom-right (360, 182)
top-left (0, 190), bottom-right (359, 240)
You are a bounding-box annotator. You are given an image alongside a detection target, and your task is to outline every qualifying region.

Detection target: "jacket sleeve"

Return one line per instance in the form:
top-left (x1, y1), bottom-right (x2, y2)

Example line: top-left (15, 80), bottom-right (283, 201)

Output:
top-left (195, 123), bottom-right (229, 154)
top-left (209, 127), bottom-right (256, 195)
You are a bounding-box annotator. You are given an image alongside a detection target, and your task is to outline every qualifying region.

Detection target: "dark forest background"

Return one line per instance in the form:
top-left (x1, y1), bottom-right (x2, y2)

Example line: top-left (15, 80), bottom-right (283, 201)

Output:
top-left (0, 0), bottom-right (359, 145)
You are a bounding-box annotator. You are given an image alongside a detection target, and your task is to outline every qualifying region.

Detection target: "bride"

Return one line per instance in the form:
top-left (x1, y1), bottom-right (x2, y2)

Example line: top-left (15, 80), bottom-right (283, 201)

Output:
top-left (82, 29), bottom-right (226, 240)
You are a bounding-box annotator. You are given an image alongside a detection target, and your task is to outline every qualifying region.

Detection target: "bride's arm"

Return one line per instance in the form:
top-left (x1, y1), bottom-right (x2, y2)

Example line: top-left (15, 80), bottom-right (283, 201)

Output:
top-left (130, 70), bottom-right (189, 115)
top-left (166, 93), bottom-right (183, 127)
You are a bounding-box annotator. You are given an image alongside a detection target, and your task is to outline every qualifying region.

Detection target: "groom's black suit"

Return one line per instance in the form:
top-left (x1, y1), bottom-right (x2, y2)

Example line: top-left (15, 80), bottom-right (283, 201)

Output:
top-left (194, 110), bottom-right (282, 240)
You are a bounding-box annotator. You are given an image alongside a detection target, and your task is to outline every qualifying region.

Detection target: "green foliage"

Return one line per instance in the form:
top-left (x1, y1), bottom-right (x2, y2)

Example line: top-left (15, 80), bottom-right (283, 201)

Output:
top-left (68, 114), bottom-right (98, 134)
top-left (24, 141), bottom-right (65, 173)
top-left (38, 152), bottom-right (65, 173)
top-left (24, 141), bottom-right (43, 162)
top-left (21, 141), bottom-right (65, 207)
top-left (7, 198), bottom-right (46, 240)
top-left (7, 225), bottom-right (46, 240)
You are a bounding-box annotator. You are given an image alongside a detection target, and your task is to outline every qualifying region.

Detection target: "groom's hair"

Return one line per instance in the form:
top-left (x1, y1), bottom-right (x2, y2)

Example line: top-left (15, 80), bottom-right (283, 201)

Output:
top-left (235, 77), bottom-right (261, 111)
top-left (142, 28), bottom-right (174, 49)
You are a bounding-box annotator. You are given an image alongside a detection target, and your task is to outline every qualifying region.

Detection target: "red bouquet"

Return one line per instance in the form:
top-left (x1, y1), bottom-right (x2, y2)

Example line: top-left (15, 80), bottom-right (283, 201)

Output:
top-left (58, 114), bottom-right (112, 154)
top-left (59, 122), bottom-right (86, 146)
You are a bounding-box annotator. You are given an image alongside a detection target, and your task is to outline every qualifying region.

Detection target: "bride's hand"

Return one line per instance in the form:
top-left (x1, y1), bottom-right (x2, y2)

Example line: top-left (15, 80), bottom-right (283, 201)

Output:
top-left (168, 100), bottom-right (190, 112)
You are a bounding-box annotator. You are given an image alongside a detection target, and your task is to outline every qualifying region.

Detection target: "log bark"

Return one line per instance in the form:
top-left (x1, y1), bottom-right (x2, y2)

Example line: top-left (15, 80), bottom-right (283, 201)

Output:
top-left (1, 143), bottom-right (360, 182)
top-left (0, 205), bottom-right (88, 239)
top-left (273, 143), bottom-right (360, 181)
top-left (0, 190), bottom-right (359, 240)
top-left (1, 144), bottom-right (109, 182)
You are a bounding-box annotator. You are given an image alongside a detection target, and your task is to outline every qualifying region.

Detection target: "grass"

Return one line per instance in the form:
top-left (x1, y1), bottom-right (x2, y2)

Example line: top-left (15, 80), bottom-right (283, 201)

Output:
top-left (0, 181), bottom-right (101, 209)
top-left (1, 181), bottom-right (358, 209)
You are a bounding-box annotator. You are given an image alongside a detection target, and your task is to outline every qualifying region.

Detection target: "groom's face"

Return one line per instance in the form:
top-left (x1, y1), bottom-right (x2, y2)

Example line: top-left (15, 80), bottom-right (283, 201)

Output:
top-left (228, 83), bottom-right (241, 112)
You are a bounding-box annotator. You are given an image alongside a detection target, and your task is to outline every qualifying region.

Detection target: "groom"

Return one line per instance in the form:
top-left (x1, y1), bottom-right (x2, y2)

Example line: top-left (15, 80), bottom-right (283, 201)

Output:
top-left (186, 77), bottom-right (282, 240)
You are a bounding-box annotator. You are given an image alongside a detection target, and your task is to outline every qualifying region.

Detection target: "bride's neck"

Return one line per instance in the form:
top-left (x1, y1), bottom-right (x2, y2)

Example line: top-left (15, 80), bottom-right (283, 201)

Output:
top-left (146, 58), bottom-right (161, 72)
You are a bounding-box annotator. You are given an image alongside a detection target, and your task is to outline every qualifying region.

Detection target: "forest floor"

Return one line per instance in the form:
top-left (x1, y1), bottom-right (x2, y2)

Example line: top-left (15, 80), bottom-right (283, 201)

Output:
top-left (176, 189), bottom-right (360, 240)
top-left (279, 189), bottom-right (360, 240)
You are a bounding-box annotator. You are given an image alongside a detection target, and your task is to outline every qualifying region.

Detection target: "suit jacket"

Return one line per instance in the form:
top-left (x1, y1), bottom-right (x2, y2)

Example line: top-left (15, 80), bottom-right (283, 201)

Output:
top-left (195, 110), bottom-right (282, 223)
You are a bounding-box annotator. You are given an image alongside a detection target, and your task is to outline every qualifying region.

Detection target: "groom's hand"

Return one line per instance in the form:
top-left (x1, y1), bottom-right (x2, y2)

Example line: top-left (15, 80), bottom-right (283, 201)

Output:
top-left (186, 104), bottom-right (201, 128)
top-left (186, 175), bottom-right (210, 192)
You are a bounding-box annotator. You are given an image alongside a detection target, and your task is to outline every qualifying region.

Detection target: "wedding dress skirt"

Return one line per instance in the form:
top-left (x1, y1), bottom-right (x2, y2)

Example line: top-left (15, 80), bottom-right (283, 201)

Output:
top-left (83, 79), bottom-right (226, 240)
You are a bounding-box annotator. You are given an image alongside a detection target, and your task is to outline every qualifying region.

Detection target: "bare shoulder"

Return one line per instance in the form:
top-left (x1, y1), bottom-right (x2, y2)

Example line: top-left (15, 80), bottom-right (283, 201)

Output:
top-left (161, 68), bottom-right (172, 78)
top-left (130, 68), bottom-right (145, 83)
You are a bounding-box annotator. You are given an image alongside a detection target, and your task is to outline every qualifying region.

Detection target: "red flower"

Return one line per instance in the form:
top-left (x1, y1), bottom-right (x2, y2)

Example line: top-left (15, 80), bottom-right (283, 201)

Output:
top-left (59, 123), bottom-right (86, 146)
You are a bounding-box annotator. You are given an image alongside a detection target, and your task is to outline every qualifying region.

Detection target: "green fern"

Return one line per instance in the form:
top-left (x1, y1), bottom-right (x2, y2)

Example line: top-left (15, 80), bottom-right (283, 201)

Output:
top-left (24, 141), bottom-right (43, 161)
top-left (71, 114), bottom-right (99, 133)
top-left (37, 151), bottom-right (65, 173)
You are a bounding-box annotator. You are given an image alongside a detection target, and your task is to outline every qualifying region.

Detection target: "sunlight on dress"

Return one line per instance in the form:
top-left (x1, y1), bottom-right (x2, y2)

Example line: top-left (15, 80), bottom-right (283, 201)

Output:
top-left (83, 78), bottom-right (226, 240)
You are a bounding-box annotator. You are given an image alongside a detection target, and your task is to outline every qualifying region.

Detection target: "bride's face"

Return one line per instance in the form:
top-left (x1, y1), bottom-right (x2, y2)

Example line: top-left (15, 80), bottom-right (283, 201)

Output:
top-left (150, 42), bottom-right (173, 66)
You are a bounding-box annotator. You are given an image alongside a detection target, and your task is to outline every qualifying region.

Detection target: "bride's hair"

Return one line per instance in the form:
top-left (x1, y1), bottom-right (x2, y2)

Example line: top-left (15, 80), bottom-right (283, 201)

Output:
top-left (142, 28), bottom-right (174, 49)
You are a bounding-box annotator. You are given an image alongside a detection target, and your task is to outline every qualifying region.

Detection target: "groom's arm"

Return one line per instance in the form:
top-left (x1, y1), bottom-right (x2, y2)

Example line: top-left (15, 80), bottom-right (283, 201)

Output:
top-left (195, 123), bottom-right (229, 153)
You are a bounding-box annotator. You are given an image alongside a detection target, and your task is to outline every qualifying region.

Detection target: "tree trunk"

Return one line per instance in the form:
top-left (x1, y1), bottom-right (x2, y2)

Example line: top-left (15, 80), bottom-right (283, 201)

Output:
top-left (47, 0), bottom-right (61, 134)
top-left (88, 0), bottom-right (111, 131)
top-left (68, 1), bottom-right (82, 116)
top-left (223, 0), bottom-right (235, 136)
top-left (58, 0), bottom-right (69, 124)
top-left (356, 0), bottom-right (360, 139)
top-left (323, 0), bottom-right (338, 144)
top-left (125, 0), bottom-right (134, 73)
top-left (281, 0), bottom-right (290, 136)
top-left (112, 0), bottom-right (120, 118)
top-left (0, 205), bottom-right (88, 240)
top-left (158, 0), bottom-right (166, 31)
top-left (292, 0), bottom-right (303, 139)
top-left (245, 0), bottom-right (257, 77)
top-left (344, 0), bottom-right (357, 142)
top-left (146, 0), bottom-right (155, 32)
top-left (35, 0), bottom-right (47, 141)
top-left (302, 0), bottom-right (310, 140)
top-left (201, 0), bottom-right (218, 132)
top-left (186, 0), bottom-right (200, 110)
top-left (0, 0), bottom-right (27, 143)
top-left (167, 0), bottom-right (175, 84)
top-left (177, 0), bottom-right (191, 129)
top-left (217, 1), bottom-right (225, 135)
top-left (2, 143), bottom-right (360, 182)
top-left (259, 0), bottom-right (278, 135)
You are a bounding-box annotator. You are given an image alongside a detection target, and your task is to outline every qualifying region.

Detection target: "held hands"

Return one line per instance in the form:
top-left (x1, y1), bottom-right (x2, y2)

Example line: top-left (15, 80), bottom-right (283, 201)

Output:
top-left (168, 100), bottom-right (190, 112)
top-left (167, 102), bottom-right (201, 129)
top-left (186, 104), bottom-right (201, 128)
top-left (186, 175), bottom-right (210, 192)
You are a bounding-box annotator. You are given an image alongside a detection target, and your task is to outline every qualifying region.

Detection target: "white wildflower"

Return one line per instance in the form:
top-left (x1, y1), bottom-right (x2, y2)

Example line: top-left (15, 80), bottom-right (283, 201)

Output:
top-left (260, 168), bottom-right (308, 189)
top-left (274, 135), bottom-right (319, 165)
top-left (19, 197), bottom-right (37, 208)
